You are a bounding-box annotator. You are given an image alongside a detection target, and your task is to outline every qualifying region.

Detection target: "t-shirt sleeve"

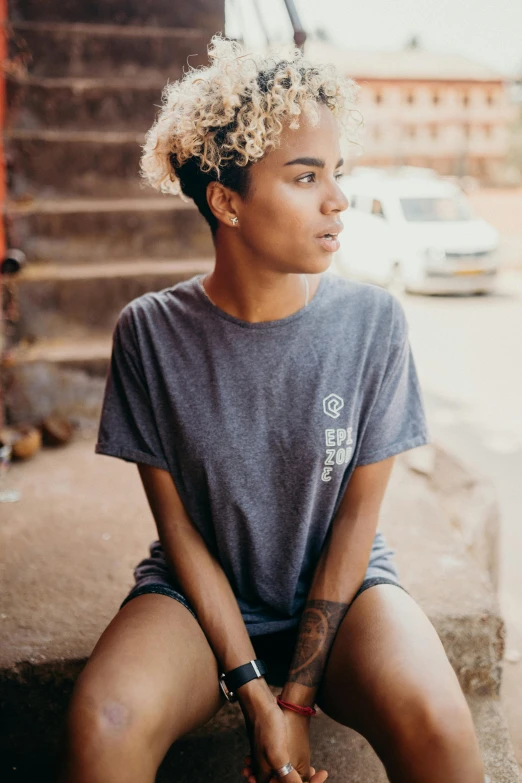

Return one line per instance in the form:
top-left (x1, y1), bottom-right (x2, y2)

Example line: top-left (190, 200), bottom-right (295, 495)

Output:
top-left (355, 297), bottom-right (430, 466)
top-left (94, 306), bottom-right (169, 471)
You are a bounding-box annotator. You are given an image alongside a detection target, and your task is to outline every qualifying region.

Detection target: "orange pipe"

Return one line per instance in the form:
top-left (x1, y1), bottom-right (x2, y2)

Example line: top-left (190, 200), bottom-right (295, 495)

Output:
top-left (0, 0), bottom-right (5, 255)
top-left (0, 0), bottom-right (6, 429)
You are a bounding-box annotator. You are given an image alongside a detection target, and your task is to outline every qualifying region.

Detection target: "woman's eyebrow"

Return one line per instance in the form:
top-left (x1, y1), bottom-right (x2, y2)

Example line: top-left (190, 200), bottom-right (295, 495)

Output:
top-left (284, 157), bottom-right (344, 168)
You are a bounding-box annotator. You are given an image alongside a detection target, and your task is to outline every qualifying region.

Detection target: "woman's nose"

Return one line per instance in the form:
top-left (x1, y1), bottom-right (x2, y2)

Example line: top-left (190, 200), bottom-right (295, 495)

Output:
top-left (323, 183), bottom-right (349, 214)
top-left (335, 185), bottom-right (350, 212)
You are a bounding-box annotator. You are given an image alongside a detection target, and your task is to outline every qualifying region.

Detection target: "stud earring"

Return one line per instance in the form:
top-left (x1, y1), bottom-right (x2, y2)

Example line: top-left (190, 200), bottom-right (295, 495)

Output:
top-left (230, 216), bottom-right (239, 225)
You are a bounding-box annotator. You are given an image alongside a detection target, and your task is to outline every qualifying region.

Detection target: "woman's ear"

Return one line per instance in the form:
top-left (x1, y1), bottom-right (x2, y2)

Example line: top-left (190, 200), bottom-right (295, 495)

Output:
top-left (206, 181), bottom-right (241, 229)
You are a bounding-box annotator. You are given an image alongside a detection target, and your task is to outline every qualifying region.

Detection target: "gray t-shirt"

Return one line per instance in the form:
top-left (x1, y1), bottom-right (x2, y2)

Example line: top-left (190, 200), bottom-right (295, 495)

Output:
top-left (95, 273), bottom-right (429, 633)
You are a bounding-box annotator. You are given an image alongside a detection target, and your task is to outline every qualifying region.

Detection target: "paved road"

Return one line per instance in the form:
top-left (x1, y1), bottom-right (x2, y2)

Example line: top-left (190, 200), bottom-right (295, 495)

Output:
top-left (397, 269), bottom-right (522, 767)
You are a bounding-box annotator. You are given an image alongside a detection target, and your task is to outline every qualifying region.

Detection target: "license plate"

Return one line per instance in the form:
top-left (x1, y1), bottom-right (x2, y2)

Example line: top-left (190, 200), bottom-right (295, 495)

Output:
top-left (453, 268), bottom-right (483, 276)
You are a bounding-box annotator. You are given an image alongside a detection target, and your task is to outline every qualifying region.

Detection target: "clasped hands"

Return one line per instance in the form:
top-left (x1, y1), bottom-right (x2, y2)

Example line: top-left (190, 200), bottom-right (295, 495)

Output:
top-left (241, 700), bottom-right (328, 783)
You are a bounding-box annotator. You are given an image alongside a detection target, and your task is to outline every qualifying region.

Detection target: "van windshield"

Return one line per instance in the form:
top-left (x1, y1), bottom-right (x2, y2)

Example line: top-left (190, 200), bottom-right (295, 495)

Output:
top-left (400, 197), bottom-right (473, 222)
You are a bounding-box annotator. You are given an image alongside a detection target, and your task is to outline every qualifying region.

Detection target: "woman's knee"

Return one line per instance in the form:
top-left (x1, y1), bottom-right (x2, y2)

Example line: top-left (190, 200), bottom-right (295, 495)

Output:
top-left (386, 684), bottom-right (482, 768)
top-left (65, 675), bottom-right (167, 764)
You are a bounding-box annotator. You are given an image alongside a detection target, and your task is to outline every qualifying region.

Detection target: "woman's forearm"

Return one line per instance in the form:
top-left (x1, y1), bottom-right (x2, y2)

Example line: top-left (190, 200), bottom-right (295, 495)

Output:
top-left (162, 517), bottom-right (251, 669)
top-left (279, 572), bottom-right (358, 708)
top-left (161, 521), bottom-right (275, 714)
top-left (281, 460), bottom-right (395, 708)
top-left (137, 464), bottom-right (275, 716)
top-left (280, 513), bottom-right (378, 707)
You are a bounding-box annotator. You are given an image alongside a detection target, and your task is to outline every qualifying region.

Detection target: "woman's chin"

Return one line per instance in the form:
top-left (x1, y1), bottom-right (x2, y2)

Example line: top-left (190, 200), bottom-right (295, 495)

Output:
top-left (286, 254), bottom-right (333, 276)
top-left (309, 255), bottom-right (335, 275)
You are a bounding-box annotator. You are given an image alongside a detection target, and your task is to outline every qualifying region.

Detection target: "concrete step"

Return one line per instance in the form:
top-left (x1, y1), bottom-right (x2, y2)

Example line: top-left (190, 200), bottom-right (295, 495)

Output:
top-left (4, 261), bottom-right (216, 426)
top-left (13, 258), bottom-right (213, 340)
top-left (3, 335), bottom-right (113, 427)
top-left (1, 695), bottom-right (520, 782)
top-left (7, 75), bottom-right (163, 132)
top-left (163, 694), bottom-right (522, 783)
top-left (0, 438), bottom-right (504, 696)
top-left (381, 456), bottom-right (504, 696)
top-left (7, 197), bottom-right (213, 263)
top-left (7, 333), bottom-right (113, 369)
top-left (0, 439), bottom-right (518, 780)
top-left (9, 21), bottom-right (211, 79)
top-left (8, 0), bottom-right (225, 28)
top-left (5, 130), bottom-right (147, 199)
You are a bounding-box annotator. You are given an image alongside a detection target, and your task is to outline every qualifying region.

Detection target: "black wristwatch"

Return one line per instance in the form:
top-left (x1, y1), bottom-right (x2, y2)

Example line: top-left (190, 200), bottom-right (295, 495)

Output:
top-left (219, 659), bottom-right (267, 703)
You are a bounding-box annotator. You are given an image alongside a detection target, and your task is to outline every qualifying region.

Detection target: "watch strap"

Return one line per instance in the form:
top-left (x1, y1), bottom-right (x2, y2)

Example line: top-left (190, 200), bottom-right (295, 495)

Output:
top-left (220, 659), bottom-right (267, 702)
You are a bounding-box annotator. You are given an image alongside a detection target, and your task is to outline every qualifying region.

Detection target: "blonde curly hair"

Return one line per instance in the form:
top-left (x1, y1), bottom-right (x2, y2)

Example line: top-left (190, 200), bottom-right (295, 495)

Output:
top-left (140, 34), bottom-right (361, 231)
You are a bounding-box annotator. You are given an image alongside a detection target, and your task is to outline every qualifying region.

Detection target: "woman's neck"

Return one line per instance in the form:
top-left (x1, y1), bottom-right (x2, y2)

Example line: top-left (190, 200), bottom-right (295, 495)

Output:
top-left (202, 264), bottom-right (318, 323)
top-left (202, 238), bottom-right (321, 323)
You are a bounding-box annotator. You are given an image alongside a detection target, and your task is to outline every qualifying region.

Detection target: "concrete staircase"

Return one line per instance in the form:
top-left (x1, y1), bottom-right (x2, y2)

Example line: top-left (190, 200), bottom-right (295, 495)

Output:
top-left (4, 0), bottom-right (220, 426)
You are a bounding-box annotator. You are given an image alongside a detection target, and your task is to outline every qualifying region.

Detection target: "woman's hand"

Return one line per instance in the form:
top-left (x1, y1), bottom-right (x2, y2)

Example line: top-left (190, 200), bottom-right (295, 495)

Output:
top-left (241, 707), bottom-right (328, 783)
top-left (281, 710), bottom-right (325, 782)
top-left (241, 701), bottom-right (304, 783)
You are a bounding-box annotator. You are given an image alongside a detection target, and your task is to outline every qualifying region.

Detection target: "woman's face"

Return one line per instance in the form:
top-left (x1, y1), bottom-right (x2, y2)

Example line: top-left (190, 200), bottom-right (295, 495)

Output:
top-left (234, 103), bottom-right (349, 275)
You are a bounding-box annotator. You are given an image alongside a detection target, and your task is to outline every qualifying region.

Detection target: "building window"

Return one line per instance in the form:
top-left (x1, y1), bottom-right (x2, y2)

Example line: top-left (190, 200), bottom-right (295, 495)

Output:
top-left (375, 91), bottom-right (383, 104)
top-left (406, 91), bottom-right (415, 104)
top-left (432, 91), bottom-right (440, 105)
top-left (430, 125), bottom-right (438, 139)
top-left (484, 124), bottom-right (492, 137)
top-left (409, 126), bottom-right (416, 138)
top-left (486, 92), bottom-right (494, 106)
top-left (462, 92), bottom-right (470, 107)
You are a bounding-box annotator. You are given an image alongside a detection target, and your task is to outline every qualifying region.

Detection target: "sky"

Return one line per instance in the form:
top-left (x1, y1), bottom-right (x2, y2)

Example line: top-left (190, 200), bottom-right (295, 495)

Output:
top-left (225, 0), bottom-right (522, 78)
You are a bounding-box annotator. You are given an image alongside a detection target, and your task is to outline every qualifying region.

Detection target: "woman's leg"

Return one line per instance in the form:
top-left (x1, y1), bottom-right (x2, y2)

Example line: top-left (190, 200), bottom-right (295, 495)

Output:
top-left (315, 584), bottom-right (485, 783)
top-left (59, 593), bottom-right (226, 783)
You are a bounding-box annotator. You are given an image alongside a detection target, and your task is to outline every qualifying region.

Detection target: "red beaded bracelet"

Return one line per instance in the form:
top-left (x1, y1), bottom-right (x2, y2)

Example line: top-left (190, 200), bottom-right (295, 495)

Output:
top-left (276, 695), bottom-right (317, 717)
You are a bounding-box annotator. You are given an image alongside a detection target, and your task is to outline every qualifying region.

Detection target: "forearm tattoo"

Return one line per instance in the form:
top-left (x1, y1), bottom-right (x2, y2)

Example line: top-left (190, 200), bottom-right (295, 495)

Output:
top-left (287, 600), bottom-right (349, 687)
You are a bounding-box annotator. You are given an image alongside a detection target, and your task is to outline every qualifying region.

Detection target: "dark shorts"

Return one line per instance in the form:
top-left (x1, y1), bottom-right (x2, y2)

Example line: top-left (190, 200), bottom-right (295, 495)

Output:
top-left (121, 532), bottom-right (402, 619)
top-left (120, 574), bottom-right (407, 687)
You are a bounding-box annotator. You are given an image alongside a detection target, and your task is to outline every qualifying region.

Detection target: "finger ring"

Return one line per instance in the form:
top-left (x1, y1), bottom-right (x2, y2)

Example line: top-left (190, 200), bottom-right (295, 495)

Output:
top-left (275, 762), bottom-right (294, 778)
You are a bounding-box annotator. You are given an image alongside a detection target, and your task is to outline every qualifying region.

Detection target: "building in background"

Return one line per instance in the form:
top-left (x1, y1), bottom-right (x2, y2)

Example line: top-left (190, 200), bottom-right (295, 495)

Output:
top-left (306, 39), bottom-right (518, 184)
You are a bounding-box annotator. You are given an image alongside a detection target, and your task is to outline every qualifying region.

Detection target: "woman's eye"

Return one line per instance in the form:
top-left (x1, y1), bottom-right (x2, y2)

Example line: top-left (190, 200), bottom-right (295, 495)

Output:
top-left (297, 171), bottom-right (344, 184)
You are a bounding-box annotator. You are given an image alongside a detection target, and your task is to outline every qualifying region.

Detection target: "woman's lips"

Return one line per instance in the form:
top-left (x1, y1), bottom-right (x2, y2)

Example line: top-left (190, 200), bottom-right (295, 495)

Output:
top-left (316, 235), bottom-right (340, 252)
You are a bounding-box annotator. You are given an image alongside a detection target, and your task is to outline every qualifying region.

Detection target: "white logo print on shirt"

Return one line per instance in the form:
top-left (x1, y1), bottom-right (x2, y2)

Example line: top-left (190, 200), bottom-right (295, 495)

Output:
top-left (323, 393), bottom-right (344, 419)
top-left (321, 395), bottom-right (354, 482)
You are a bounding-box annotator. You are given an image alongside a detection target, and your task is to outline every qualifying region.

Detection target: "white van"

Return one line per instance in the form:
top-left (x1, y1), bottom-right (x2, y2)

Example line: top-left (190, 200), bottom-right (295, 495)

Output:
top-left (333, 173), bottom-right (500, 294)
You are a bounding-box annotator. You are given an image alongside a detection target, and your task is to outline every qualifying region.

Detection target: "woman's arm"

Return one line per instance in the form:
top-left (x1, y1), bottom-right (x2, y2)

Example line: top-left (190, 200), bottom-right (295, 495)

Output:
top-left (280, 455), bottom-right (396, 708)
top-left (242, 457), bottom-right (397, 783)
top-left (139, 465), bottom-right (320, 782)
top-left (136, 463), bottom-right (275, 719)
